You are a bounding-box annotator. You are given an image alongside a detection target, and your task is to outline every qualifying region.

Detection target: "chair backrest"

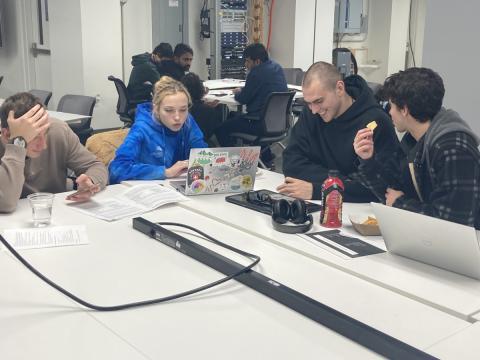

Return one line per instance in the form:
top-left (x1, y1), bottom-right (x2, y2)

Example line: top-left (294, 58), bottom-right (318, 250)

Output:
top-left (283, 68), bottom-right (304, 86)
top-left (108, 75), bottom-right (136, 126)
top-left (57, 94), bottom-right (96, 129)
top-left (28, 89), bottom-right (52, 107)
top-left (260, 91), bottom-right (296, 136)
top-left (86, 128), bottom-right (130, 166)
top-left (332, 47), bottom-right (358, 77)
top-left (108, 75), bottom-right (129, 115)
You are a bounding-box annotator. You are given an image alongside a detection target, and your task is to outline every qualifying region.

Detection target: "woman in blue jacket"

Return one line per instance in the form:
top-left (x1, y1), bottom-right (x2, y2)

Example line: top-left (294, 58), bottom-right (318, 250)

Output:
top-left (109, 76), bottom-right (207, 183)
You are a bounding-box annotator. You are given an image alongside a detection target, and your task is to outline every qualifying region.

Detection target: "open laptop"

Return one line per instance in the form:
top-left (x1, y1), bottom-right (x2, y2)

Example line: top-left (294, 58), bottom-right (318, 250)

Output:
top-left (371, 202), bottom-right (480, 279)
top-left (170, 146), bottom-right (260, 196)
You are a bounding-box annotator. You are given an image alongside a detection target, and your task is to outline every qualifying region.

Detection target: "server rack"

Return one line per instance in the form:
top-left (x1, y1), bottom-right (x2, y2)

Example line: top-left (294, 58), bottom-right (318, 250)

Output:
top-left (209, 0), bottom-right (248, 80)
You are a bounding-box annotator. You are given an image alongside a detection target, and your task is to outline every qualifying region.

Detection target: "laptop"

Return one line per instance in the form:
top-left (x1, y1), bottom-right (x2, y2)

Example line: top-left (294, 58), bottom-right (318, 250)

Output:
top-left (371, 202), bottom-right (480, 279)
top-left (170, 146), bottom-right (261, 196)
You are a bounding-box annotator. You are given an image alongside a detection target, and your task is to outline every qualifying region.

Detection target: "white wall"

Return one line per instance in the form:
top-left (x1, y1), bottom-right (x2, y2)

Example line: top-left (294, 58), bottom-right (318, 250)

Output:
top-left (360, 0), bottom-right (392, 83)
top-left (270, 0), bottom-right (334, 71)
top-left (313, 0), bottom-right (335, 64)
top-left (78, 0), bottom-right (123, 130)
top-left (387, 0), bottom-right (410, 76)
top-left (422, 0), bottom-right (480, 135)
top-left (270, 0), bottom-right (295, 68)
top-left (49, 0), bottom-right (84, 109)
top-left (407, 0), bottom-right (426, 68)
top-left (122, 0), bottom-right (152, 82)
top-left (0, 0), bottom-right (31, 98)
top-left (187, 0), bottom-right (209, 80)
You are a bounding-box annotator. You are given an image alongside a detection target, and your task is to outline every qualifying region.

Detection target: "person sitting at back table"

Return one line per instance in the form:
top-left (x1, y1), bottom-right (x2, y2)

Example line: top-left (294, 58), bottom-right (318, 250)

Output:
top-left (157, 43), bottom-right (194, 81)
top-left (0, 92), bottom-right (108, 212)
top-left (181, 72), bottom-right (222, 144)
top-left (109, 76), bottom-right (207, 183)
top-left (353, 67), bottom-right (480, 228)
top-left (277, 61), bottom-right (398, 202)
top-left (215, 43), bottom-right (288, 165)
top-left (127, 42), bottom-right (173, 102)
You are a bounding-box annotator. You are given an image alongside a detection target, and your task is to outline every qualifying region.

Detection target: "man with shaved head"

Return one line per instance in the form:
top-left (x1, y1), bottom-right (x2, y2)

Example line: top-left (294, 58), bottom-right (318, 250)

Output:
top-left (277, 61), bottom-right (398, 202)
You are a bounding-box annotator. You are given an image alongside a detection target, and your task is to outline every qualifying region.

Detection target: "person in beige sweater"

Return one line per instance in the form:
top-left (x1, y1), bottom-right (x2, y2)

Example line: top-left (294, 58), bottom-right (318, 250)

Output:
top-left (0, 92), bottom-right (108, 213)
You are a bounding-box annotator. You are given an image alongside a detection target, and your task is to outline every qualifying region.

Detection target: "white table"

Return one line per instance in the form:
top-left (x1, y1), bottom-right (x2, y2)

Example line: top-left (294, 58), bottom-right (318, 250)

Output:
top-left (0, 185), bottom-right (472, 358)
top-left (158, 170), bottom-right (480, 321)
top-left (0, 99), bottom-right (89, 123)
top-left (0, 252), bottom-right (148, 360)
top-left (48, 110), bottom-right (91, 122)
top-left (203, 79), bottom-right (303, 107)
top-left (204, 78), bottom-right (246, 90)
top-left (204, 78), bottom-right (302, 92)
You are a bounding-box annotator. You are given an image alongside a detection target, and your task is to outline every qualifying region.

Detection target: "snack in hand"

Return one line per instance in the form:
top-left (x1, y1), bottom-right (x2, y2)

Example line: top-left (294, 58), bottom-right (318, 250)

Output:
top-left (366, 120), bottom-right (378, 131)
top-left (362, 216), bottom-right (378, 226)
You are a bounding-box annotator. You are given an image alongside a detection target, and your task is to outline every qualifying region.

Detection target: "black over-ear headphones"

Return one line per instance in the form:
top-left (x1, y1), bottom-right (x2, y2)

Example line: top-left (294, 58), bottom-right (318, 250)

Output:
top-left (245, 191), bottom-right (313, 234)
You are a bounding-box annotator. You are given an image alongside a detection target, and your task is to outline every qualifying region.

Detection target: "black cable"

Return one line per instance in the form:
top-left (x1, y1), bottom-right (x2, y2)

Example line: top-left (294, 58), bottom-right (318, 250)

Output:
top-left (408, 0), bottom-right (416, 67)
top-left (0, 223), bottom-right (260, 311)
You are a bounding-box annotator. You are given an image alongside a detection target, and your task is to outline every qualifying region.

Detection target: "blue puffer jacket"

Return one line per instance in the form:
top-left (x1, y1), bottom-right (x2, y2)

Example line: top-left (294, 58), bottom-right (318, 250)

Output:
top-left (109, 103), bottom-right (207, 183)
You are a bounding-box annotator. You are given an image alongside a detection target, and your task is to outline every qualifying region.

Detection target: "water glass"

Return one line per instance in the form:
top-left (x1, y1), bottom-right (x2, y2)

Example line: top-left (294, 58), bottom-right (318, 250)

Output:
top-left (27, 192), bottom-right (54, 227)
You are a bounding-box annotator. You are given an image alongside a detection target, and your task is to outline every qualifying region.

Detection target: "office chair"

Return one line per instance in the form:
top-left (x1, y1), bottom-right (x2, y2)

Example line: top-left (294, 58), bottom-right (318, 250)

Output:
top-left (28, 89), bottom-right (52, 107)
top-left (230, 91), bottom-right (296, 169)
top-left (57, 94), bottom-right (96, 145)
top-left (283, 68), bottom-right (304, 86)
top-left (332, 48), bottom-right (358, 77)
top-left (108, 75), bottom-right (146, 128)
top-left (282, 68), bottom-right (304, 120)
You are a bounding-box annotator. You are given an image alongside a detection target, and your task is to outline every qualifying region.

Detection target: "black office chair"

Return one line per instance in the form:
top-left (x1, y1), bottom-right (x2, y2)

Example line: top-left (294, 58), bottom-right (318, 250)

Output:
top-left (282, 68), bottom-right (304, 120)
top-left (108, 75), bottom-right (145, 128)
top-left (332, 48), bottom-right (358, 77)
top-left (283, 68), bottom-right (304, 86)
top-left (230, 91), bottom-right (296, 169)
top-left (28, 89), bottom-right (52, 107)
top-left (57, 94), bottom-right (96, 145)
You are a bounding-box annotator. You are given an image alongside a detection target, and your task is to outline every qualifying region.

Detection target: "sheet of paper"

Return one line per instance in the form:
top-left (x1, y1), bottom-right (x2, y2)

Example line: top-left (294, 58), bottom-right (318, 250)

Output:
top-left (2, 225), bottom-right (89, 250)
top-left (122, 184), bottom-right (187, 209)
top-left (68, 184), bottom-right (187, 221)
top-left (69, 199), bottom-right (146, 221)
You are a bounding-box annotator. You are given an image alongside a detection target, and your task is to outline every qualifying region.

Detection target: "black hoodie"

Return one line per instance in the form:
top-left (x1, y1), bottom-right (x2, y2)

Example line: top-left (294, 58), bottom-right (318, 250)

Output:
top-left (282, 75), bottom-right (399, 202)
top-left (156, 59), bottom-right (185, 81)
top-left (126, 52), bottom-right (159, 102)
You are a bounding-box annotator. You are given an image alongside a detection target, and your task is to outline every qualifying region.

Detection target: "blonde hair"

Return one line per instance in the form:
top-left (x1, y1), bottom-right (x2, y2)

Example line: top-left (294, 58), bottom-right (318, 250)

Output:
top-left (152, 76), bottom-right (192, 109)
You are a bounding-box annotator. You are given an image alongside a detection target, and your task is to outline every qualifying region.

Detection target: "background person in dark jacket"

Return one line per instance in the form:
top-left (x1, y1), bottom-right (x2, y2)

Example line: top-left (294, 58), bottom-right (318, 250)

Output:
top-left (157, 43), bottom-right (193, 81)
top-left (181, 72), bottom-right (222, 144)
top-left (277, 61), bottom-right (398, 202)
top-left (215, 43), bottom-right (288, 164)
top-left (127, 43), bottom-right (173, 102)
top-left (353, 67), bottom-right (480, 228)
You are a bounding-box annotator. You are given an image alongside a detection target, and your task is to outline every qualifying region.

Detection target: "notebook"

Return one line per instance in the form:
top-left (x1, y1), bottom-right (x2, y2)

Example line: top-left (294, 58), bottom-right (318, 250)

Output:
top-left (170, 146), bottom-right (260, 196)
top-left (371, 202), bottom-right (480, 279)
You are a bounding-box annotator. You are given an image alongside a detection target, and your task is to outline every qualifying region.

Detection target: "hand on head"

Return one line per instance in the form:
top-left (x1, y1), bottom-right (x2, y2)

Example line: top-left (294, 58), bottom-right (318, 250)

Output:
top-left (165, 160), bottom-right (189, 178)
top-left (7, 105), bottom-right (50, 143)
top-left (353, 128), bottom-right (374, 160)
top-left (276, 177), bottom-right (313, 200)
